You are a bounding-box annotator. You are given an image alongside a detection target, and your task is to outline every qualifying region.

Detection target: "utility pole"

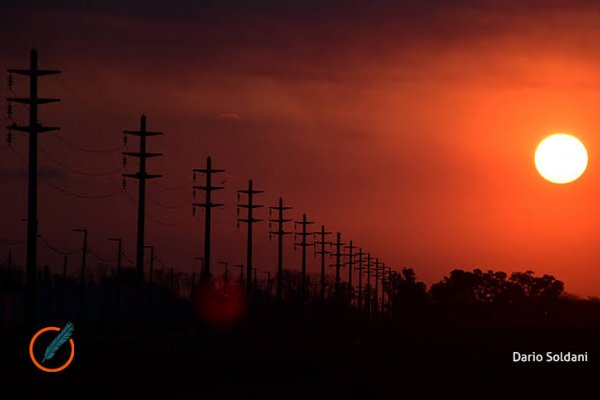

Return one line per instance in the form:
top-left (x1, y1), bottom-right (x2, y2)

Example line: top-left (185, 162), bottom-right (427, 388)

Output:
top-left (72, 228), bottom-right (87, 320)
top-left (365, 254), bottom-right (373, 316)
top-left (190, 271), bottom-right (196, 298)
top-left (387, 267), bottom-right (393, 316)
top-left (62, 255), bottom-right (67, 280)
top-left (193, 256), bottom-right (204, 278)
top-left (314, 225), bottom-right (331, 301)
top-left (294, 213), bottom-right (314, 302)
top-left (344, 240), bottom-right (356, 304)
top-left (232, 264), bottom-right (244, 284)
top-left (108, 238), bottom-right (122, 311)
top-left (332, 232), bottom-right (345, 298)
top-left (72, 229), bottom-right (88, 288)
top-left (145, 245), bottom-right (155, 285)
top-left (237, 180), bottom-right (263, 293)
top-left (356, 248), bottom-right (364, 310)
top-left (380, 262), bottom-right (386, 315)
top-left (373, 258), bottom-right (381, 316)
top-left (123, 115), bottom-right (162, 299)
top-left (269, 197), bottom-right (292, 300)
top-left (7, 251), bottom-right (12, 275)
top-left (218, 261), bottom-right (229, 281)
top-left (261, 271), bottom-right (272, 295)
top-left (192, 156), bottom-right (224, 280)
top-left (7, 49), bottom-right (60, 324)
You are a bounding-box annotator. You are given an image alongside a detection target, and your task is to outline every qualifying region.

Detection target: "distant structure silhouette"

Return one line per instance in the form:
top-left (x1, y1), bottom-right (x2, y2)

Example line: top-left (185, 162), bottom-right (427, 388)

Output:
top-left (269, 197), bottom-right (292, 299)
top-left (7, 49), bottom-right (60, 324)
top-left (192, 156), bottom-right (224, 280)
top-left (332, 232), bottom-right (344, 298)
top-left (355, 248), bottom-right (365, 309)
top-left (123, 115), bottom-right (163, 303)
top-left (237, 180), bottom-right (264, 293)
top-left (294, 213), bottom-right (314, 302)
top-left (314, 225), bottom-right (332, 300)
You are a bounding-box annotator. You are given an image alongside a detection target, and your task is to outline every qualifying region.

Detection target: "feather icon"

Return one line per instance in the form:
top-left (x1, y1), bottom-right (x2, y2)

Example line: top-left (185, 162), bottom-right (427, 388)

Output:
top-left (42, 322), bottom-right (74, 363)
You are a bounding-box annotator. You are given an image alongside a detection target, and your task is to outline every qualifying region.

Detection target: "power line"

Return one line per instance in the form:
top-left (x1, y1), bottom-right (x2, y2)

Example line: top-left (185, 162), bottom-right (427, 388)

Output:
top-left (155, 181), bottom-right (188, 191)
top-left (40, 147), bottom-right (122, 177)
top-left (0, 238), bottom-right (26, 245)
top-left (10, 146), bottom-right (121, 199)
top-left (44, 179), bottom-right (122, 199)
top-left (51, 133), bottom-right (123, 154)
top-left (148, 213), bottom-right (188, 227)
top-left (148, 195), bottom-right (188, 210)
top-left (88, 247), bottom-right (114, 263)
top-left (38, 234), bottom-right (77, 256)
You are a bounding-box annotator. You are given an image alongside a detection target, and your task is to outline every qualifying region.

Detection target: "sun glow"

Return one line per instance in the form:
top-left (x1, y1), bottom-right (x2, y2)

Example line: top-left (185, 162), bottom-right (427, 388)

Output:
top-left (534, 134), bottom-right (588, 184)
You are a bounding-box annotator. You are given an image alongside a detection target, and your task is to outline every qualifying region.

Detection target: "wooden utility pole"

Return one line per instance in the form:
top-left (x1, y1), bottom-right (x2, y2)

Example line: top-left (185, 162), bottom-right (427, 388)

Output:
top-left (218, 261), bottom-right (229, 281)
top-left (386, 267), bottom-right (393, 316)
top-left (72, 228), bottom-right (88, 319)
top-left (7, 49), bottom-right (60, 323)
top-left (72, 229), bottom-right (88, 288)
top-left (356, 248), bottom-right (364, 310)
top-left (294, 213), bottom-right (314, 301)
top-left (237, 180), bottom-right (263, 293)
top-left (192, 156), bottom-right (224, 280)
top-left (62, 256), bottom-right (67, 279)
top-left (261, 271), bottom-right (272, 295)
top-left (373, 258), bottom-right (381, 316)
top-left (332, 232), bottom-right (345, 298)
top-left (7, 251), bottom-right (12, 275)
top-left (123, 115), bottom-right (162, 300)
top-left (380, 262), bottom-right (386, 315)
top-left (108, 238), bottom-right (122, 311)
top-left (269, 197), bottom-right (292, 300)
top-left (314, 225), bottom-right (331, 301)
top-left (365, 254), bottom-right (373, 315)
top-left (344, 240), bottom-right (356, 303)
top-left (232, 264), bottom-right (244, 284)
top-left (145, 245), bottom-right (155, 285)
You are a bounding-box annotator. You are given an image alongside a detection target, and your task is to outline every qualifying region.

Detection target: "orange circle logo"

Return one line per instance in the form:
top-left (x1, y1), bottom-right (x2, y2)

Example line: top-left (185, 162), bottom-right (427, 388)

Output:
top-left (29, 326), bottom-right (75, 373)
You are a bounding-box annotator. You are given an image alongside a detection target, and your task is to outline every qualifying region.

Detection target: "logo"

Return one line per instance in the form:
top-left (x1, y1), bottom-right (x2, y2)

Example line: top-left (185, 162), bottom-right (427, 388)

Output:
top-left (29, 322), bottom-right (75, 373)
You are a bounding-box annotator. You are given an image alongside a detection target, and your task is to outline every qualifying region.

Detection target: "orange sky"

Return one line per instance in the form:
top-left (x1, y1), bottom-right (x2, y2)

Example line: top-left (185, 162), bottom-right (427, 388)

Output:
top-left (2, 1), bottom-right (600, 296)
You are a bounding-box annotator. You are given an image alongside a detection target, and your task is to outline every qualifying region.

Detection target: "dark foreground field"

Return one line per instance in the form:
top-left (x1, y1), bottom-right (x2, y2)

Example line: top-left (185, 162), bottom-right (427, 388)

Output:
top-left (3, 298), bottom-right (600, 398)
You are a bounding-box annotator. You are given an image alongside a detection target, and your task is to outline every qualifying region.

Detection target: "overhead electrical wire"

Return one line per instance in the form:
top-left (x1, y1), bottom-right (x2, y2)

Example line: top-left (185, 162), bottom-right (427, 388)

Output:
top-left (38, 234), bottom-right (78, 256)
top-left (40, 147), bottom-right (122, 178)
top-left (51, 133), bottom-right (124, 154)
top-left (9, 146), bottom-right (122, 199)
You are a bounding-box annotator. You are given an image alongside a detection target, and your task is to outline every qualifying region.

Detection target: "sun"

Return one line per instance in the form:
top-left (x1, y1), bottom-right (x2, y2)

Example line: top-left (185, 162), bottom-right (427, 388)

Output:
top-left (534, 133), bottom-right (588, 184)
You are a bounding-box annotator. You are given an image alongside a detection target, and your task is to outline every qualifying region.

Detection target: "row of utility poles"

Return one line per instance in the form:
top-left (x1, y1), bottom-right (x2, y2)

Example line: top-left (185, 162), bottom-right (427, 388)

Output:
top-left (6, 49), bottom-right (395, 324)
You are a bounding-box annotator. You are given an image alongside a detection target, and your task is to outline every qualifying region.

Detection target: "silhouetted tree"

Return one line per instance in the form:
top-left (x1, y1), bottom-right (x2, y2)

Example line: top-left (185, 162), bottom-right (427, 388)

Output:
top-left (430, 268), bottom-right (564, 307)
top-left (387, 268), bottom-right (428, 315)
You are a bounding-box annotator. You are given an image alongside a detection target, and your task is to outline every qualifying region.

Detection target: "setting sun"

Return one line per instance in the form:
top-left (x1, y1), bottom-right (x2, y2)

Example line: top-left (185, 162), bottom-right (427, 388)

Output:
top-left (534, 134), bottom-right (588, 184)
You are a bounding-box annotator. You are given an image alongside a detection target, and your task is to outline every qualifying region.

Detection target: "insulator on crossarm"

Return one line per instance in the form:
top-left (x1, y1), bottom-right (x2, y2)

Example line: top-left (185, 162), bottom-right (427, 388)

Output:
top-left (122, 178), bottom-right (127, 190)
top-left (236, 192), bottom-right (240, 202)
top-left (269, 233), bottom-right (272, 241)
top-left (122, 156), bottom-right (127, 167)
top-left (7, 103), bottom-right (12, 117)
top-left (192, 206), bottom-right (196, 216)
top-left (7, 73), bottom-right (13, 90)
top-left (6, 129), bottom-right (12, 147)
top-left (123, 135), bottom-right (127, 146)
top-left (193, 172), bottom-right (196, 182)
top-left (236, 221), bottom-right (240, 230)
top-left (193, 189), bottom-right (196, 199)
top-left (236, 207), bottom-right (240, 216)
